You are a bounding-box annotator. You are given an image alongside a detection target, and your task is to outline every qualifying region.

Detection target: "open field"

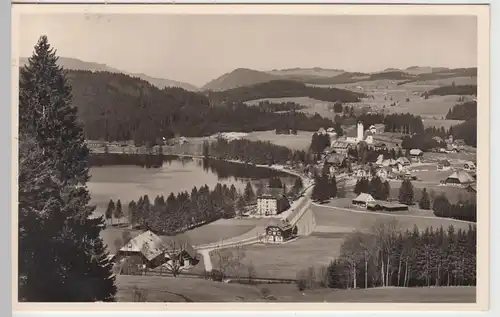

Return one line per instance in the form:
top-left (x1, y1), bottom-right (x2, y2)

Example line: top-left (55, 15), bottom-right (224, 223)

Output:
top-left (184, 218), bottom-right (266, 246)
top-left (211, 235), bottom-right (346, 280)
top-left (312, 201), bottom-right (474, 233)
top-left (245, 76), bottom-right (475, 125)
top-left (242, 130), bottom-right (314, 150)
top-left (116, 275), bottom-right (476, 303)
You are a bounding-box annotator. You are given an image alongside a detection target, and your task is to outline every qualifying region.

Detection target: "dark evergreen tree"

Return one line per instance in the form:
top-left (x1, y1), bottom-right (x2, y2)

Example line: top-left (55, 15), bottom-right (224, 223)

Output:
top-left (106, 199), bottom-right (115, 224)
top-left (398, 179), bottom-right (415, 205)
top-left (128, 200), bottom-right (137, 226)
top-left (18, 35), bottom-right (116, 301)
top-left (419, 188), bottom-right (431, 210)
top-left (114, 199), bottom-right (123, 221)
top-left (243, 181), bottom-right (255, 204)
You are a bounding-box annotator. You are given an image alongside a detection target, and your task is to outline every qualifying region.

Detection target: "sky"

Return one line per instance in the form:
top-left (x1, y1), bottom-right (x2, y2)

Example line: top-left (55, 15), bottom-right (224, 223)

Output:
top-left (19, 14), bottom-right (477, 87)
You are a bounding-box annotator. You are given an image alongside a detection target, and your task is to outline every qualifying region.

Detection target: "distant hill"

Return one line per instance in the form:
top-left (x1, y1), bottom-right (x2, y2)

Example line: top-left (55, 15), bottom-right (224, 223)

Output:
top-left (203, 67), bottom-right (348, 91)
top-left (202, 68), bottom-right (279, 91)
top-left (201, 65), bottom-right (478, 91)
top-left (405, 66), bottom-right (451, 74)
top-left (19, 56), bottom-right (199, 91)
top-left (207, 79), bottom-right (366, 104)
top-left (267, 67), bottom-right (346, 78)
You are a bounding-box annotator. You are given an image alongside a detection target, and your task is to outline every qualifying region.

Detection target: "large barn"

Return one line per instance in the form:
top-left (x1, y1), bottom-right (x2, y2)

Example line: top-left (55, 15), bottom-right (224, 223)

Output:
top-left (443, 170), bottom-right (476, 186)
top-left (111, 230), bottom-right (199, 270)
top-left (352, 193), bottom-right (376, 208)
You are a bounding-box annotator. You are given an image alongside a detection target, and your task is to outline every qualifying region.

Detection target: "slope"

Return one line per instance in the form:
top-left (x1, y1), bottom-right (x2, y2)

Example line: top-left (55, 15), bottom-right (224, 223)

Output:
top-left (202, 68), bottom-right (279, 91)
top-left (19, 56), bottom-right (199, 91)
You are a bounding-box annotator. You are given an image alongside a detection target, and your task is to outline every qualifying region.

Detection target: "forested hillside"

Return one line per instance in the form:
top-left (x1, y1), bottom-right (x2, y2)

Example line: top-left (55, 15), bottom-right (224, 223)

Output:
top-left (206, 79), bottom-right (366, 104)
top-left (60, 70), bottom-right (337, 143)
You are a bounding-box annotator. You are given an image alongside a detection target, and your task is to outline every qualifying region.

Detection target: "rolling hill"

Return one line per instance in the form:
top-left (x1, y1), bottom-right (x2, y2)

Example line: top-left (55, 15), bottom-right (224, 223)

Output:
top-left (202, 68), bottom-right (278, 91)
top-left (202, 66), bottom-right (478, 91)
top-left (207, 79), bottom-right (366, 104)
top-left (268, 67), bottom-right (346, 78)
top-left (19, 56), bottom-right (199, 91)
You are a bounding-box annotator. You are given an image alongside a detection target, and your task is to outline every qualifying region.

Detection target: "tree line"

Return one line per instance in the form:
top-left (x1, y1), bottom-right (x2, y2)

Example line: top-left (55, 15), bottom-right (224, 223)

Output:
top-left (426, 84), bottom-right (477, 97)
top-left (117, 182), bottom-right (250, 234)
top-left (206, 79), bottom-right (366, 104)
top-left (207, 138), bottom-right (312, 166)
top-left (432, 194), bottom-right (476, 222)
top-left (297, 220), bottom-right (476, 290)
top-left (107, 176), bottom-right (305, 234)
top-left (446, 101), bottom-right (477, 121)
top-left (255, 100), bottom-right (306, 112)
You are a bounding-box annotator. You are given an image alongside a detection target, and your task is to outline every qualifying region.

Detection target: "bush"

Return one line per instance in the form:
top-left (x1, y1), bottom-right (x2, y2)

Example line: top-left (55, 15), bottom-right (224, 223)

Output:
top-left (210, 269), bottom-right (224, 282)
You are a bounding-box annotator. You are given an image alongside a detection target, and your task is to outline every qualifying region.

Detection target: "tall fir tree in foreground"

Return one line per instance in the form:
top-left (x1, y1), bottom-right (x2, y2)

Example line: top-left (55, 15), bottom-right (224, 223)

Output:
top-left (18, 35), bottom-right (116, 302)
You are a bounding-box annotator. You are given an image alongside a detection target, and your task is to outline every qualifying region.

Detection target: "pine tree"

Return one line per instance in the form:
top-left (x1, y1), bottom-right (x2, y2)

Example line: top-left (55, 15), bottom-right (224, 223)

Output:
top-left (236, 195), bottom-right (246, 217)
top-left (128, 200), bottom-right (137, 226)
top-left (243, 181), bottom-right (255, 204)
top-left (329, 175), bottom-right (338, 199)
top-left (398, 179), bottom-right (415, 205)
top-left (114, 199), bottom-right (123, 222)
top-left (18, 36), bottom-right (116, 301)
top-left (106, 199), bottom-right (115, 225)
top-left (419, 188), bottom-right (431, 210)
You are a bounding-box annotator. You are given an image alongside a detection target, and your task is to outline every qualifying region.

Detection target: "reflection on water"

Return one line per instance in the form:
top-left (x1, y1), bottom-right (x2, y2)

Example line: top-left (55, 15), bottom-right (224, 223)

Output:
top-left (88, 154), bottom-right (298, 216)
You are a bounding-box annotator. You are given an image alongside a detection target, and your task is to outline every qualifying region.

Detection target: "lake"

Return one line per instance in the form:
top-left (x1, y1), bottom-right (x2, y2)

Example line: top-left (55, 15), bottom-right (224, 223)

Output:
top-left (88, 155), bottom-right (298, 217)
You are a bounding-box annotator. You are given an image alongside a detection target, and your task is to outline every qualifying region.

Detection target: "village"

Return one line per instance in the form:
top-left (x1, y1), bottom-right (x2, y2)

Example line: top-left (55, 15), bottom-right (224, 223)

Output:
top-left (100, 118), bottom-right (477, 282)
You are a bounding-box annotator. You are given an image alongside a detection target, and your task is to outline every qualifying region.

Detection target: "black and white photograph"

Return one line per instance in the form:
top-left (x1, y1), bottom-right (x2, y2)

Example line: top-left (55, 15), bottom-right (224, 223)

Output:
top-left (12, 3), bottom-right (490, 309)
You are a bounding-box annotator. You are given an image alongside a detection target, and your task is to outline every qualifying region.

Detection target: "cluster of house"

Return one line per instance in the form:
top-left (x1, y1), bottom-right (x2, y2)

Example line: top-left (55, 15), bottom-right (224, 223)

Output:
top-left (432, 135), bottom-right (468, 153)
top-left (319, 122), bottom-right (388, 156)
top-left (104, 230), bottom-right (199, 273)
top-left (352, 192), bottom-right (409, 212)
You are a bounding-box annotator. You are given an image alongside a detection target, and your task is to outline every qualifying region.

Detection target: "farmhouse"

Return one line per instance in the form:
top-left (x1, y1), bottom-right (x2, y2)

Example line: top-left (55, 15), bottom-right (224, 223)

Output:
top-left (114, 230), bottom-right (198, 269)
top-left (352, 193), bottom-right (376, 209)
top-left (257, 188), bottom-right (290, 216)
top-left (437, 159), bottom-right (452, 171)
top-left (265, 219), bottom-right (295, 244)
top-left (443, 170), bottom-right (475, 186)
top-left (330, 140), bottom-right (351, 155)
top-left (409, 149), bottom-right (424, 162)
top-left (397, 156), bottom-right (411, 166)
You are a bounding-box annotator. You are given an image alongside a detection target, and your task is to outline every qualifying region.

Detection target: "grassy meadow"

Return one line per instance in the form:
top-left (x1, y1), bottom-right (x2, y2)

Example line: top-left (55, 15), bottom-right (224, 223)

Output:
top-left (116, 275), bottom-right (476, 303)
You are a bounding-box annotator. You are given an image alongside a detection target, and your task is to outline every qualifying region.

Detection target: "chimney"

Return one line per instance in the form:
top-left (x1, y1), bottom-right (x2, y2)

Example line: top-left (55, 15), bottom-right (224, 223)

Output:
top-left (357, 122), bottom-right (364, 141)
